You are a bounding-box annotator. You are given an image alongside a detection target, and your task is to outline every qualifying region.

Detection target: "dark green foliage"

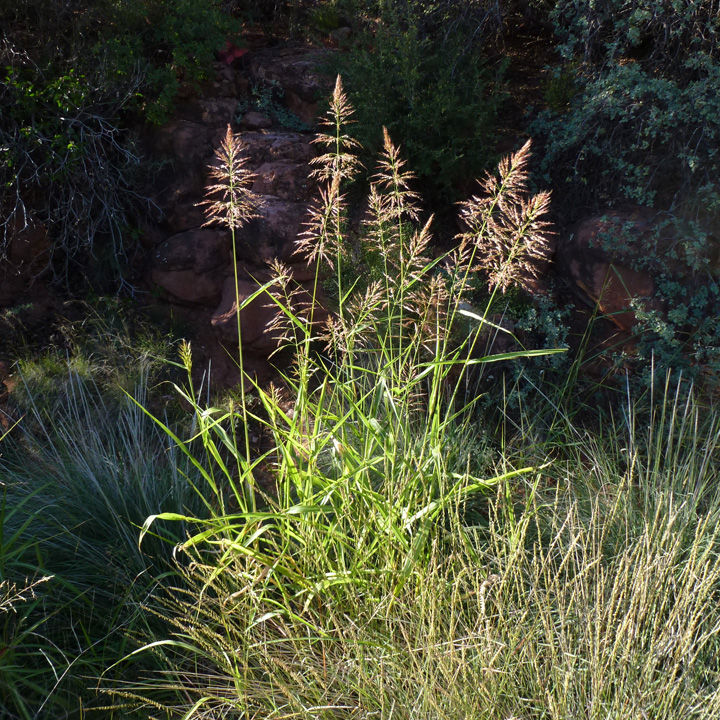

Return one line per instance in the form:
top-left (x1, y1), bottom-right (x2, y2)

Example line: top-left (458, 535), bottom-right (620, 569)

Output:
top-left (533, 60), bottom-right (720, 211)
top-left (550, 0), bottom-right (720, 71)
top-left (331, 0), bottom-right (506, 202)
top-left (526, 1), bottom-right (720, 388)
top-left (532, 0), bottom-right (720, 212)
top-left (1, 0), bottom-right (239, 123)
top-left (92, 0), bottom-right (240, 124)
top-left (0, 0), bottom-right (238, 286)
top-left (541, 64), bottom-right (579, 112)
top-left (0, 53), bottom-right (142, 283)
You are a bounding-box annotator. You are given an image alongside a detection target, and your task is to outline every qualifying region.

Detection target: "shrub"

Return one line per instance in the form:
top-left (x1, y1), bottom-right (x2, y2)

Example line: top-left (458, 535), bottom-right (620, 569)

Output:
top-left (91, 0), bottom-right (240, 124)
top-left (0, 0), bottom-right (238, 286)
top-left (330, 0), bottom-right (506, 203)
top-left (0, 48), bottom-right (143, 283)
top-left (533, 59), bottom-right (720, 211)
top-left (532, 0), bottom-right (720, 212)
top-left (528, 1), bottom-right (720, 389)
top-left (550, 0), bottom-right (720, 71)
top-left (595, 211), bottom-right (720, 390)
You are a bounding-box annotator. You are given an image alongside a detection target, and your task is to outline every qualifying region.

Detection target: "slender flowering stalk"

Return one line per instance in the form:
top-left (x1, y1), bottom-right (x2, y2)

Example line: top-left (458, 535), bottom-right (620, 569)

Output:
top-left (293, 76), bottom-right (361, 374)
top-left (309, 75), bottom-right (362, 184)
top-left (200, 124), bottom-right (259, 231)
top-left (198, 124), bottom-right (259, 508)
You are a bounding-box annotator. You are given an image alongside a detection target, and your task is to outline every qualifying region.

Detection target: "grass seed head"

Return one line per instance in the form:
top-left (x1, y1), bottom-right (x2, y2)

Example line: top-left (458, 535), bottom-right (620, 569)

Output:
top-left (199, 124), bottom-right (259, 230)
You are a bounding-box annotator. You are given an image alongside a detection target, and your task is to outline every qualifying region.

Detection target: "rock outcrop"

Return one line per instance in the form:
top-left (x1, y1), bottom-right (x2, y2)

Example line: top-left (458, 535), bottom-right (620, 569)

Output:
top-left (559, 208), bottom-right (662, 333)
top-left (146, 46), bottom-right (333, 386)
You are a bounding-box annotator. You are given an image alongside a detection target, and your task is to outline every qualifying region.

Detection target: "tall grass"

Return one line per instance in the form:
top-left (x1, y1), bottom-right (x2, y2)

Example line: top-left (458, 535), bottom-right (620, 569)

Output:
top-left (121, 367), bottom-right (720, 719)
top-left (112, 77), bottom-right (565, 715)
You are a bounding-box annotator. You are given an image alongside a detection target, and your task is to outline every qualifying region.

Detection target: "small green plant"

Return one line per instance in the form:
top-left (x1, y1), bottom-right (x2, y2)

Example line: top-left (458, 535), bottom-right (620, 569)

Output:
top-left (235, 80), bottom-right (312, 132)
top-left (308, 2), bottom-right (343, 33)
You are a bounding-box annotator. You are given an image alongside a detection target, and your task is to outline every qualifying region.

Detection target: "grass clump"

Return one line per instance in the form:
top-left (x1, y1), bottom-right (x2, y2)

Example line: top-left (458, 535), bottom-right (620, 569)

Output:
top-left (0, 320), bottom-right (204, 718)
top-left (109, 76), bottom-right (561, 715)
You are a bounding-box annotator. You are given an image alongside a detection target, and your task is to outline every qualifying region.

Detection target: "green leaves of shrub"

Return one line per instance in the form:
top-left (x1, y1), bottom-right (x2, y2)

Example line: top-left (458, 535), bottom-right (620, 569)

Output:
top-left (528, 1), bottom-right (720, 389)
top-left (534, 59), bottom-right (720, 210)
top-left (1, 0), bottom-right (239, 287)
top-left (331, 1), bottom-right (505, 202)
top-left (93, 0), bottom-right (240, 124)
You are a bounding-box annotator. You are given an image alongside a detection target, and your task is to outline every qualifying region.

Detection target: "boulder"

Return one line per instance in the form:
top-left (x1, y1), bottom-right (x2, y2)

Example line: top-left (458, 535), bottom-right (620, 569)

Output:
top-left (154, 228), bottom-right (229, 272)
top-left (237, 198), bottom-right (309, 263)
top-left (240, 111), bottom-right (273, 130)
top-left (165, 202), bottom-right (207, 233)
top-left (211, 275), bottom-right (281, 352)
top-left (252, 161), bottom-right (310, 201)
top-left (574, 262), bottom-right (654, 332)
top-left (152, 268), bottom-right (226, 306)
top-left (152, 228), bottom-right (230, 304)
top-left (154, 120), bottom-right (213, 170)
top-left (199, 97), bottom-right (239, 128)
top-left (560, 209), bottom-right (660, 332)
top-left (238, 131), bottom-right (315, 166)
top-left (210, 60), bottom-right (247, 96)
top-left (211, 270), bottom-right (330, 354)
top-left (156, 175), bottom-right (208, 231)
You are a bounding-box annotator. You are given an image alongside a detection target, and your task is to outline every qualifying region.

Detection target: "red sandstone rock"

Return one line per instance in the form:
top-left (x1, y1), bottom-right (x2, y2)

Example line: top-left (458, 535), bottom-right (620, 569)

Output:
top-left (238, 131), bottom-right (315, 166)
top-left (237, 198), bottom-right (310, 264)
top-left (154, 229), bottom-right (229, 272)
top-left (199, 97), bottom-right (239, 128)
top-left (561, 208), bottom-right (661, 332)
top-left (151, 228), bottom-right (230, 304)
top-left (211, 271), bottom-right (329, 354)
top-left (240, 111), bottom-right (272, 130)
top-left (211, 276), bottom-right (281, 352)
top-left (246, 47), bottom-right (333, 126)
top-left (154, 120), bottom-right (213, 169)
top-left (152, 268), bottom-right (226, 305)
top-left (252, 161), bottom-right (310, 201)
